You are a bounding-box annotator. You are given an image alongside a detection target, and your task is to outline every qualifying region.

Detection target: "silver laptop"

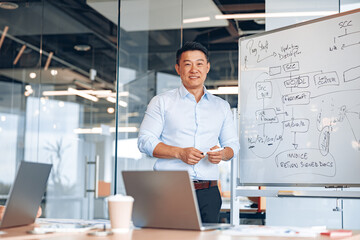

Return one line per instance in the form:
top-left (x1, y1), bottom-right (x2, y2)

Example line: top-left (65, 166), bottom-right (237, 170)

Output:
top-left (122, 170), bottom-right (231, 231)
top-left (0, 161), bottom-right (52, 229)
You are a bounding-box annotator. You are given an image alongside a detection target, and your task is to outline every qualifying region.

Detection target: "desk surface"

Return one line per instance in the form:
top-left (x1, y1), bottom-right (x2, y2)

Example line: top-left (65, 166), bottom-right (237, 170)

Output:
top-left (1, 224), bottom-right (359, 240)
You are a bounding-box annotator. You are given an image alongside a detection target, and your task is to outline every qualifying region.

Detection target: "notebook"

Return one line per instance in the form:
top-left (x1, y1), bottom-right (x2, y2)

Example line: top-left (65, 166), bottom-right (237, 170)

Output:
top-left (0, 161), bottom-right (52, 229)
top-left (122, 170), bottom-right (231, 231)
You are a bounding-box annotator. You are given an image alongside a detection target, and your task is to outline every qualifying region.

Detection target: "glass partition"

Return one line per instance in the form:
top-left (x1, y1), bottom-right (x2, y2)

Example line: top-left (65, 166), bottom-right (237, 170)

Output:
top-left (0, 0), bottom-right (118, 219)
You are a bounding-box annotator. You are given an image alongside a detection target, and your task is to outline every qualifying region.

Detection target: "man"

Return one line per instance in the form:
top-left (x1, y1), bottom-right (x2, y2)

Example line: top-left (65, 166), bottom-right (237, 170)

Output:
top-left (138, 42), bottom-right (239, 223)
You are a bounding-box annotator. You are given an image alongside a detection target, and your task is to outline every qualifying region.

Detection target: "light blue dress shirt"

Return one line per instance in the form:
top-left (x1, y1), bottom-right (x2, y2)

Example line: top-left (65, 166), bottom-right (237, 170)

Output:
top-left (138, 84), bottom-right (239, 180)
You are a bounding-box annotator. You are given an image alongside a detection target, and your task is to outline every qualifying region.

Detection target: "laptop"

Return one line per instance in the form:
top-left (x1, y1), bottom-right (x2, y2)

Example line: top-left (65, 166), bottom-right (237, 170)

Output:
top-left (0, 161), bottom-right (52, 229)
top-left (122, 170), bottom-right (231, 231)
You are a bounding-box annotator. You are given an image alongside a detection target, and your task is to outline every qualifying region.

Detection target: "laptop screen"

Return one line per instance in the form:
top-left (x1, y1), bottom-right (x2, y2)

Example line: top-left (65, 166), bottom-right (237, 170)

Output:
top-left (122, 171), bottom-right (203, 230)
top-left (0, 161), bottom-right (52, 229)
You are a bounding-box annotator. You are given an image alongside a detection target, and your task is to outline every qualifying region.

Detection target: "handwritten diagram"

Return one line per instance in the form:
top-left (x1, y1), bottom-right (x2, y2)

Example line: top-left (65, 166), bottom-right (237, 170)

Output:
top-left (239, 11), bottom-right (360, 185)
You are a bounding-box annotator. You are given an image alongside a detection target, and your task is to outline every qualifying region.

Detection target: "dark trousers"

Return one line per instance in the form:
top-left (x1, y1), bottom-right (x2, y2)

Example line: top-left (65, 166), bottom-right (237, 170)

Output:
top-left (195, 186), bottom-right (222, 223)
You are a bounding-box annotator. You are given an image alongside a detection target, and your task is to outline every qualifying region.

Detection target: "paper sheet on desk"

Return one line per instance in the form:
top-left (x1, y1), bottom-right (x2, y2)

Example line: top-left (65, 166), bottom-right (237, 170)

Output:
top-left (35, 218), bottom-right (110, 232)
top-left (223, 225), bottom-right (325, 238)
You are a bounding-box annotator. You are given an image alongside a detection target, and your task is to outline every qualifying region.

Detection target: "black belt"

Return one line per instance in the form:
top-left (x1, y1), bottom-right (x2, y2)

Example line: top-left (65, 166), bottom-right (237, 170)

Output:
top-left (193, 180), bottom-right (217, 190)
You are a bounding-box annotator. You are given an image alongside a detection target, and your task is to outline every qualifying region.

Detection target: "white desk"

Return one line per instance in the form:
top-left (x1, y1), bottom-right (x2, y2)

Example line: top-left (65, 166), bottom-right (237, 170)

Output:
top-left (1, 223), bottom-right (359, 240)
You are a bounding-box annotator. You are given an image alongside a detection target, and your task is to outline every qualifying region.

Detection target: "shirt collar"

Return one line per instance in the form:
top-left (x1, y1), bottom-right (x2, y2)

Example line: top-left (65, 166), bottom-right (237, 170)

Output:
top-left (203, 86), bottom-right (211, 100)
top-left (179, 84), bottom-right (211, 101)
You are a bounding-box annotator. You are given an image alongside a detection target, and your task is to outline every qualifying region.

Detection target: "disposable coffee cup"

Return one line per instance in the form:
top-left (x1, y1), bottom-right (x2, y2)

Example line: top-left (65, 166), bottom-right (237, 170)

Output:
top-left (107, 194), bottom-right (134, 232)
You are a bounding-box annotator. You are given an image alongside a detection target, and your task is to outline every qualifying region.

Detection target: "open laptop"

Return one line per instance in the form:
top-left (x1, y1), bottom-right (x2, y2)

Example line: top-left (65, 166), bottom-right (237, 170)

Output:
top-left (122, 170), bottom-right (231, 231)
top-left (0, 161), bottom-right (52, 229)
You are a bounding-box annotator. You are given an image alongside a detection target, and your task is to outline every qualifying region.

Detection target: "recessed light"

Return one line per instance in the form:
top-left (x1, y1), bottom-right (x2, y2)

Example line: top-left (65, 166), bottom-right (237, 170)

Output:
top-left (107, 107), bottom-right (115, 114)
top-left (74, 44), bottom-right (91, 51)
top-left (29, 72), bottom-right (36, 79)
top-left (0, 2), bottom-right (19, 10)
top-left (50, 69), bottom-right (58, 76)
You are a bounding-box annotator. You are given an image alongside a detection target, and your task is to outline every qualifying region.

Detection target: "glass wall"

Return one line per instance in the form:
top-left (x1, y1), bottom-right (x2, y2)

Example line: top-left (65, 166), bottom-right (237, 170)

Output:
top-left (0, 0), bottom-right (118, 219)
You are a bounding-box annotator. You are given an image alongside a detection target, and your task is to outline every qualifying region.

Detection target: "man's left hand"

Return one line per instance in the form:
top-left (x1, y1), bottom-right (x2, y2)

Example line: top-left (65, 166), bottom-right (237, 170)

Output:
top-left (207, 146), bottom-right (224, 164)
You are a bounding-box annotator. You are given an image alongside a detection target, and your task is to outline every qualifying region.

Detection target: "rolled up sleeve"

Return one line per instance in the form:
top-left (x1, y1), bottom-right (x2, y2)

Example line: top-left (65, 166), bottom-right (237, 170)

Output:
top-left (137, 96), bottom-right (164, 157)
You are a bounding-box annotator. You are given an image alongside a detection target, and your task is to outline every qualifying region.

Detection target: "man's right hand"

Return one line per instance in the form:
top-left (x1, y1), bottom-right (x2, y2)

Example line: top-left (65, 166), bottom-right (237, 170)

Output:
top-left (177, 147), bottom-right (204, 165)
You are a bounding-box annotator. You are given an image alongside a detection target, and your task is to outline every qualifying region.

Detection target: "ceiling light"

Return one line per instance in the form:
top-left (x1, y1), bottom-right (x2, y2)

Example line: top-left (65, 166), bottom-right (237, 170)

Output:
top-left (118, 91), bottom-right (129, 97)
top-left (106, 96), bottom-right (116, 103)
top-left (50, 69), bottom-right (58, 76)
top-left (92, 90), bottom-right (113, 97)
top-left (68, 87), bottom-right (99, 102)
top-left (74, 127), bottom-right (102, 134)
top-left (118, 100), bottom-right (128, 108)
top-left (0, 26), bottom-right (9, 49)
top-left (1, 116), bottom-right (6, 122)
top-left (108, 91), bottom-right (129, 97)
top-left (43, 89), bottom-right (113, 97)
top-left (254, 19), bottom-right (266, 25)
top-left (58, 101), bottom-right (65, 107)
top-left (43, 90), bottom-right (73, 96)
top-left (110, 127), bottom-right (138, 133)
top-left (183, 17), bottom-right (210, 24)
top-left (74, 44), bottom-right (91, 51)
top-left (74, 126), bottom-right (138, 134)
top-left (107, 107), bottom-right (115, 114)
top-left (29, 72), bottom-right (36, 79)
top-left (25, 85), bottom-right (32, 91)
top-left (208, 86), bottom-right (238, 95)
top-left (127, 112), bottom-right (139, 117)
top-left (106, 96), bottom-right (128, 107)
top-left (0, 2), bottom-right (19, 10)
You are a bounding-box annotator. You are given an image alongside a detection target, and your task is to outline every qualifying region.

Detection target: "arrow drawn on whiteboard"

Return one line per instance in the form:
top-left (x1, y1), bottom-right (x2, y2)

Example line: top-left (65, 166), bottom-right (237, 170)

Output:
top-left (338, 29), bottom-right (360, 38)
top-left (293, 132), bottom-right (298, 149)
top-left (342, 41), bottom-right (360, 49)
top-left (257, 52), bottom-right (277, 63)
top-left (276, 111), bottom-right (288, 116)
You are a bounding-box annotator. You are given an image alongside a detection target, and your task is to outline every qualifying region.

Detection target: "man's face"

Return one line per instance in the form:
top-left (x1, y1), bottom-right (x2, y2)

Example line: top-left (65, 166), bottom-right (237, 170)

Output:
top-left (175, 50), bottom-right (210, 91)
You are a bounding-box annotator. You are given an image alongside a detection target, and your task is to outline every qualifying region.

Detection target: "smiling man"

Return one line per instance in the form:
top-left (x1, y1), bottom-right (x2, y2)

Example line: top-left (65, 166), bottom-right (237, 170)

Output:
top-left (138, 42), bottom-right (239, 223)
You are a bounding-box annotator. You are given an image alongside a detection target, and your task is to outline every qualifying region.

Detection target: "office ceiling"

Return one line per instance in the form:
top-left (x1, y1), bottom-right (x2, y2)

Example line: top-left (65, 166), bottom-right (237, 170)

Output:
top-left (0, 0), bottom-right (265, 87)
top-left (0, 0), bottom-right (265, 124)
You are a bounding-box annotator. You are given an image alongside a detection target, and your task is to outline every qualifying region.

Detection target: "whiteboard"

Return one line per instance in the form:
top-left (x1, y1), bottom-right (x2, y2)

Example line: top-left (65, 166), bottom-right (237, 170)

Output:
top-left (238, 9), bottom-right (360, 186)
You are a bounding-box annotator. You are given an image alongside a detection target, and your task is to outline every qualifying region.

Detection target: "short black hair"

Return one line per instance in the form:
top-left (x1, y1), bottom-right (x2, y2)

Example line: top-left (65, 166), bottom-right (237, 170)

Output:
top-left (176, 42), bottom-right (209, 65)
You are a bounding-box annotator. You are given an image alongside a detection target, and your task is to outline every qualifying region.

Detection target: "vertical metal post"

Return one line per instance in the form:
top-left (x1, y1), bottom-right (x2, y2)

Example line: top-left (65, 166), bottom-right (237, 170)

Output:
top-left (230, 108), bottom-right (240, 225)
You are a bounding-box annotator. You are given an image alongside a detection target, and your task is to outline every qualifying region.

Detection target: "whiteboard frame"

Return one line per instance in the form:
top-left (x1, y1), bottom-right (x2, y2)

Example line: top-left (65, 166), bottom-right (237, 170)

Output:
top-left (237, 8), bottom-right (360, 187)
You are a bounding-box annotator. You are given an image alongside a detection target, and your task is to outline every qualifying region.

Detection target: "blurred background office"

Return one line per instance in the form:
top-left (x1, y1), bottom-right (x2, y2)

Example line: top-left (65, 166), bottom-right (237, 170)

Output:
top-left (0, 0), bottom-right (358, 222)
